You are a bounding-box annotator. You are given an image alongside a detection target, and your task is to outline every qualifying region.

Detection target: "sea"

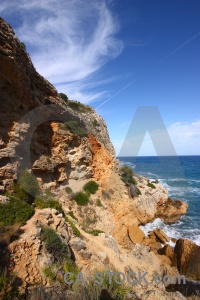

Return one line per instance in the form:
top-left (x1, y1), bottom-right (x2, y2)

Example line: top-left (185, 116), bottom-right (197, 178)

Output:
top-left (118, 156), bottom-right (200, 246)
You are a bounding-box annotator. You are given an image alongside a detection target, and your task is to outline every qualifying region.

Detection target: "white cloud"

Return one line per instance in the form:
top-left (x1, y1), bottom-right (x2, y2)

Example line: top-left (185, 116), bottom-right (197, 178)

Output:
top-left (115, 120), bottom-right (200, 156)
top-left (167, 120), bottom-right (200, 155)
top-left (0, 0), bottom-right (123, 102)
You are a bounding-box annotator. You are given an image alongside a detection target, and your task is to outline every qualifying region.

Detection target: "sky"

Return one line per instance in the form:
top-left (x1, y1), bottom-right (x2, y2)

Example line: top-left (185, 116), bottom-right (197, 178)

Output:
top-left (0, 0), bottom-right (200, 156)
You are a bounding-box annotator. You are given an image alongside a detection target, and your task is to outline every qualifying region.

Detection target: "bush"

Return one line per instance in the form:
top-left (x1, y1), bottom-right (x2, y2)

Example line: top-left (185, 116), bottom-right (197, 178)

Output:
top-left (147, 182), bottom-right (156, 189)
top-left (0, 270), bottom-right (22, 299)
top-left (87, 229), bottom-right (104, 236)
top-left (42, 227), bottom-right (70, 261)
top-left (65, 100), bottom-right (92, 113)
top-left (96, 199), bottom-right (103, 207)
top-left (65, 186), bottom-right (72, 194)
top-left (12, 182), bottom-right (33, 204)
top-left (73, 269), bottom-right (131, 300)
top-left (64, 216), bottom-right (80, 237)
top-left (20, 41), bottom-right (26, 50)
top-left (92, 120), bottom-right (100, 127)
top-left (59, 93), bottom-right (68, 102)
top-left (120, 165), bottom-right (136, 186)
top-left (42, 266), bottom-right (56, 283)
top-left (64, 120), bottom-right (87, 137)
top-left (34, 198), bottom-right (64, 215)
top-left (18, 169), bottom-right (40, 199)
top-left (83, 181), bottom-right (99, 194)
top-left (74, 192), bottom-right (89, 206)
top-left (0, 198), bottom-right (34, 226)
top-left (63, 259), bottom-right (79, 278)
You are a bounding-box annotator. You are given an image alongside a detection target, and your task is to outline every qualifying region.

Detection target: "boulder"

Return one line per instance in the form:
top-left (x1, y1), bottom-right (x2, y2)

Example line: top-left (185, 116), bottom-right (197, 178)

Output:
top-left (129, 184), bottom-right (137, 198)
top-left (157, 198), bottom-right (188, 224)
top-left (79, 250), bottom-right (92, 260)
top-left (153, 228), bottom-right (170, 244)
top-left (71, 238), bottom-right (86, 251)
top-left (128, 224), bottom-right (145, 244)
top-left (174, 239), bottom-right (200, 280)
top-left (142, 237), bottom-right (162, 251)
top-left (158, 244), bottom-right (176, 266)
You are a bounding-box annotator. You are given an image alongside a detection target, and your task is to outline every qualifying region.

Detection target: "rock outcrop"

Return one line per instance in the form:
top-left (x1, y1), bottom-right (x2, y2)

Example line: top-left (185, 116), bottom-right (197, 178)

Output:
top-left (174, 238), bottom-right (200, 280)
top-left (0, 17), bottom-right (115, 193)
top-left (0, 18), bottom-right (191, 300)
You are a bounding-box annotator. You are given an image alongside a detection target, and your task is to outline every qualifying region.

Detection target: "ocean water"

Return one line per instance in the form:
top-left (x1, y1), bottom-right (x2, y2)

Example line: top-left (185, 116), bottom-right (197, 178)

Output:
top-left (118, 156), bottom-right (200, 246)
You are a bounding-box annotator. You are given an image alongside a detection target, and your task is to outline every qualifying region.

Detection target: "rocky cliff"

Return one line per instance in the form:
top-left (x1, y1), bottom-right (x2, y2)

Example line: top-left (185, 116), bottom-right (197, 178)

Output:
top-left (0, 18), bottom-right (194, 300)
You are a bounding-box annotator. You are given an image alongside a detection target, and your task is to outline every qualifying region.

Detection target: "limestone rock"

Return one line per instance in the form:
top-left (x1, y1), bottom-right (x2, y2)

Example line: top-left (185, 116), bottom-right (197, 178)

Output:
top-left (142, 237), bottom-right (162, 251)
top-left (129, 183), bottom-right (138, 198)
top-left (79, 250), bottom-right (92, 260)
top-left (128, 224), bottom-right (145, 244)
top-left (157, 198), bottom-right (188, 224)
top-left (153, 229), bottom-right (170, 244)
top-left (158, 244), bottom-right (176, 266)
top-left (174, 239), bottom-right (200, 280)
top-left (71, 238), bottom-right (86, 251)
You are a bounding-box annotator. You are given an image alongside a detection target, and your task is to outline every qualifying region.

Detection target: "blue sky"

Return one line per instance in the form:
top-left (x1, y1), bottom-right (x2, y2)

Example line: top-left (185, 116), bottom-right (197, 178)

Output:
top-left (1, 0), bottom-right (200, 155)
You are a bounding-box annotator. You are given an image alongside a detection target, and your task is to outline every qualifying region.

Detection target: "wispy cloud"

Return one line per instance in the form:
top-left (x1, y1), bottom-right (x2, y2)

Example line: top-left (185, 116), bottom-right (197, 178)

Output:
top-left (95, 78), bottom-right (136, 109)
top-left (0, 0), bottom-right (123, 102)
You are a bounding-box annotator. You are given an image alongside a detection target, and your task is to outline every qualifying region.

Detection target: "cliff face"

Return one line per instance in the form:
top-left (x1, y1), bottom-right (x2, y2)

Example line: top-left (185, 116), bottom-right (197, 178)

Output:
top-left (0, 18), bottom-right (189, 300)
top-left (0, 18), bottom-right (115, 193)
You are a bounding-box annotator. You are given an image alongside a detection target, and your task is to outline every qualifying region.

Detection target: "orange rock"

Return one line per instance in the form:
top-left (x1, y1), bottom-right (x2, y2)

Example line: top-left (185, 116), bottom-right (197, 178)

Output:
top-left (128, 224), bottom-right (145, 244)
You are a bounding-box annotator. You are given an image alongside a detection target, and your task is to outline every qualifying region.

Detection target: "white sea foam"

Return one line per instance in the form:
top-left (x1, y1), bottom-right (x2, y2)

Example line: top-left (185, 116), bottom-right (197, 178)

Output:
top-left (140, 218), bottom-right (200, 246)
top-left (119, 161), bottom-right (136, 169)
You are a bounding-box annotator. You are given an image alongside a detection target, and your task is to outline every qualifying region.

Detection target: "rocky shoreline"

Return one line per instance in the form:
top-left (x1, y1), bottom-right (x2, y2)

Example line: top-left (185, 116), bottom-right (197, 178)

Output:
top-left (0, 17), bottom-right (199, 299)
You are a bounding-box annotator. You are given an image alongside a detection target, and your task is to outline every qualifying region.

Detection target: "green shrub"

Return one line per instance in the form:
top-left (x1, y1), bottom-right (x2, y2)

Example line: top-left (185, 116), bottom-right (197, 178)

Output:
top-left (83, 181), bottom-right (99, 194)
top-left (42, 227), bottom-right (70, 261)
top-left (42, 266), bottom-right (56, 283)
top-left (59, 93), bottom-right (68, 102)
top-left (12, 182), bottom-right (33, 204)
top-left (34, 198), bottom-right (64, 215)
top-left (0, 198), bottom-right (34, 226)
top-left (46, 157), bottom-right (51, 163)
top-left (74, 192), bottom-right (89, 206)
top-left (65, 100), bottom-right (92, 112)
top-left (64, 120), bottom-right (87, 137)
top-left (92, 120), bottom-right (100, 127)
top-left (87, 229), bottom-right (104, 236)
top-left (18, 169), bottom-right (41, 199)
top-left (20, 41), bottom-right (26, 50)
top-left (96, 199), bottom-right (103, 207)
top-left (68, 211), bottom-right (78, 222)
top-left (0, 271), bottom-right (22, 299)
top-left (63, 259), bottom-right (79, 274)
top-left (65, 186), bottom-right (72, 194)
top-left (147, 182), bottom-right (156, 189)
top-left (136, 188), bottom-right (141, 195)
top-left (64, 216), bottom-right (80, 237)
top-left (120, 165), bottom-right (136, 186)
top-left (73, 269), bottom-right (131, 300)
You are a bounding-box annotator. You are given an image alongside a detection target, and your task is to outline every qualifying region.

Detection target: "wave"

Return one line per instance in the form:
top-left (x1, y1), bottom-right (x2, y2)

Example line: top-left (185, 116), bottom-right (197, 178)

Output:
top-left (158, 179), bottom-right (200, 197)
top-left (119, 161), bottom-right (136, 169)
top-left (140, 218), bottom-right (200, 246)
